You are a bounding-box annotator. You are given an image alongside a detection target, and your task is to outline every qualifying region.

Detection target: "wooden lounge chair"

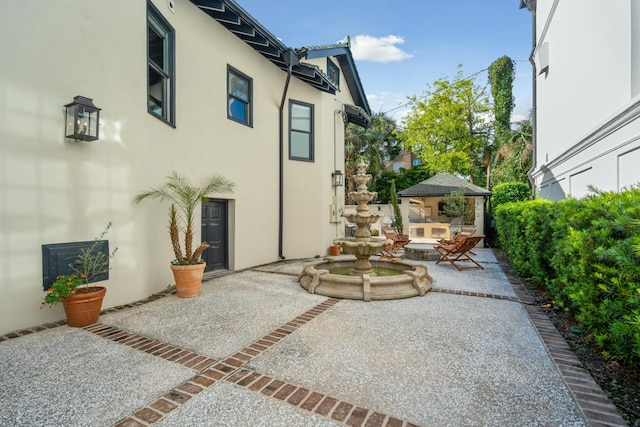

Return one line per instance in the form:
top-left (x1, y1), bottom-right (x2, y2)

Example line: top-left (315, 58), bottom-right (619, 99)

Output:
top-left (434, 235), bottom-right (485, 270)
top-left (436, 227), bottom-right (476, 245)
top-left (378, 226), bottom-right (411, 259)
top-left (437, 228), bottom-right (477, 255)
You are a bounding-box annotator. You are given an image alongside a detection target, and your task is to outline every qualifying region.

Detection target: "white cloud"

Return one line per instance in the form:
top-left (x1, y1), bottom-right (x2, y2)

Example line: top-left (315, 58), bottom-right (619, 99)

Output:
top-left (351, 34), bottom-right (413, 63)
top-left (511, 113), bottom-right (529, 123)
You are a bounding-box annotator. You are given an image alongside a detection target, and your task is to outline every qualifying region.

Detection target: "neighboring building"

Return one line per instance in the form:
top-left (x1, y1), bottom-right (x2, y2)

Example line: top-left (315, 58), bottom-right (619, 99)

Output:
top-left (386, 151), bottom-right (421, 172)
top-left (0, 0), bottom-right (370, 334)
top-left (521, 0), bottom-right (640, 199)
top-left (397, 173), bottom-right (491, 244)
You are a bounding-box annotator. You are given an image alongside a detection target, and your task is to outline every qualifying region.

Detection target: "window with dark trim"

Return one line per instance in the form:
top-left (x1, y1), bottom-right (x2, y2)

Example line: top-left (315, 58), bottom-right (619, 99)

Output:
top-left (327, 59), bottom-right (340, 87)
top-left (289, 100), bottom-right (314, 161)
top-left (227, 66), bottom-right (252, 126)
top-left (147, 2), bottom-right (175, 126)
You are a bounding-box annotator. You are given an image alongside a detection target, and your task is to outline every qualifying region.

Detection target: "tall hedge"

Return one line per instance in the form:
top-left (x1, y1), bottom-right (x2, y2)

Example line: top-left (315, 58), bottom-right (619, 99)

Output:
top-left (495, 187), bottom-right (640, 364)
top-left (491, 182), bottom-right (531, 210)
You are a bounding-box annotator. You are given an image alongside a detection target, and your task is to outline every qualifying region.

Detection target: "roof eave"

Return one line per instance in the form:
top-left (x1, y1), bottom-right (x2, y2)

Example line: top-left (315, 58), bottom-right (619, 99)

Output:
top-left (188, 0), bottom-right (337, 93)
top-left (519, 0), bottom-right (536, 11)
top-left (299, 44), bottom-right (372, 122)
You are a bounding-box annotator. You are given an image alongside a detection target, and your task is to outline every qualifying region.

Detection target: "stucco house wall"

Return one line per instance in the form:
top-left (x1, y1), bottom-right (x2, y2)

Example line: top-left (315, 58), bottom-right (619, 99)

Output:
top-left (0, 0), bottom-right (366, 334)
top-left (525, 0), bottom-right (640, 199)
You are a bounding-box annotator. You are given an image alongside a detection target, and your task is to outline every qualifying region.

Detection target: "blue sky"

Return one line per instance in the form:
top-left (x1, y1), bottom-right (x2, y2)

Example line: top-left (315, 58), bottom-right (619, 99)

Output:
top-left (238, 0), bottom-right (533, 124)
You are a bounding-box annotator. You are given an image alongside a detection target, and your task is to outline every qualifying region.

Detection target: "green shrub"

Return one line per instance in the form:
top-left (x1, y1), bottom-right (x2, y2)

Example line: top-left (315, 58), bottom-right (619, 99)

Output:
top-left (495, 187), bottom-right (640, 365)
top-left (494, 199), bottom-right (555, 283)
top-left (491, 182), bottom-right (531, 209)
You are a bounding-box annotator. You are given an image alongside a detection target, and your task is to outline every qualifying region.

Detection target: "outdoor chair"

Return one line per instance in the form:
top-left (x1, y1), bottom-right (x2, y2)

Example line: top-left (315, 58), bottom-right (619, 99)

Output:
top-left (378, 226), bottom-right (411, 259)
top-left (437, 228), bottom-right (477, 255)
top-left (434, 235), bottom-right (485, 271)
top-left (437, 227), bottom-right (476, 245)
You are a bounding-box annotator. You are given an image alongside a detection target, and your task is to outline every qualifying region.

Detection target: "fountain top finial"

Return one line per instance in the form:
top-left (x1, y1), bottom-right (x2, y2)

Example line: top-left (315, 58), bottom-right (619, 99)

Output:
top-left (356, 161), bottom-right (369, 174)
top-left (354, 161), bottom-right (372, 193)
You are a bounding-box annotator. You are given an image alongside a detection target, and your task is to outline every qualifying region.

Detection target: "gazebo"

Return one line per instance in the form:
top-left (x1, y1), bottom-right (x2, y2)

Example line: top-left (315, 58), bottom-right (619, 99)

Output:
top-left (397, 173), bottom-right (491, 243)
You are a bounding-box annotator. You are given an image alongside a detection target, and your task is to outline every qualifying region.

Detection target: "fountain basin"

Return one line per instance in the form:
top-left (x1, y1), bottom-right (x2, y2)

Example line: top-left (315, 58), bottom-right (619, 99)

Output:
top-left (299, 257), bottom-right (432, 301)
top-left (335, 237), bottom-right (391, 257)
top-left (342, 212), bottom-right (384, 225)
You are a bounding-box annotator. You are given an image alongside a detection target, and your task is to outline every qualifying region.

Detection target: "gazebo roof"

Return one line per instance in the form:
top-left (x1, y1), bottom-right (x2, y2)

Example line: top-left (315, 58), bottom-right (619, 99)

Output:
top-left (397, 173), bottom-right (491, 197)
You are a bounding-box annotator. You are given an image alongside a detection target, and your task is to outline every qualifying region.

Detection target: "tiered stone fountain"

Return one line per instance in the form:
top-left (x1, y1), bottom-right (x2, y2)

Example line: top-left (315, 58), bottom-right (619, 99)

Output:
top-left (299, 162), bottom-right (432, 301)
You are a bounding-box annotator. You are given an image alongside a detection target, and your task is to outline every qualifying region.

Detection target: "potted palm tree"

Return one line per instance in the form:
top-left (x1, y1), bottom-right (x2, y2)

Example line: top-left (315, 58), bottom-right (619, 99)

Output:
top-left (134, 171), bottom-right (235, 297)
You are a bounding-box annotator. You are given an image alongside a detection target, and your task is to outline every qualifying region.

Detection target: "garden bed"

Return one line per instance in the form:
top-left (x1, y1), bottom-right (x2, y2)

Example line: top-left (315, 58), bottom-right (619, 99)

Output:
top-left (528, 282), bottom-right (640, 426)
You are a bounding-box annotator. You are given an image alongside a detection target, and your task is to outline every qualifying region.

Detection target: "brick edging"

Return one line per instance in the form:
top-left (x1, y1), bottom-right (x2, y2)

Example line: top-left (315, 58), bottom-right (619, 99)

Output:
top-left (430, 287), bottom-right (525, 304)
top-left (109, 297), bottom-right (422, 426)
top-left (0, 288), bottom-right (178, 342)
top-left (493, 249), bottom-right (627, 427)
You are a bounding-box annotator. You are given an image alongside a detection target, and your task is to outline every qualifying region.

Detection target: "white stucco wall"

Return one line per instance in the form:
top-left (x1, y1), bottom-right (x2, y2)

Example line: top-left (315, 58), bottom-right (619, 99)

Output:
top-left (530, 0), bottom-right (640, 199)
top-left (0, 0), bottom-right (358, 333)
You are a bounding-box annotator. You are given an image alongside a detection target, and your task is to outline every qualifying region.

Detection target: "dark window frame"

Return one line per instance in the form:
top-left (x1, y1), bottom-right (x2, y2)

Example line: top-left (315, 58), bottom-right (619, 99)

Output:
top-left (289, 100), bottom-right (314, 162)
top-left (147, 1), bottom-right (175, 126)
top-left (327, 58), bottom-right (340, 87)
top-left (227, 65), bottom-right (253, 127)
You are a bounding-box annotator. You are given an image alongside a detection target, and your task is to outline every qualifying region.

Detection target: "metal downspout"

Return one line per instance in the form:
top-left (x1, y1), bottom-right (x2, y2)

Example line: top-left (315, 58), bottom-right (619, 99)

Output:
top-left (278, 50), bottom-right (299, 259)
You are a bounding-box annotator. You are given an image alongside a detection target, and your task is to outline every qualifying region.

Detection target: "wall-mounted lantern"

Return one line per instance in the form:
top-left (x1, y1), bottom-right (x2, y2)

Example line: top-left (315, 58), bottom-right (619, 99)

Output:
top-left (65, 96), bottom-right (101, 141)
top-left (332, 170), bottom-right (344, 187)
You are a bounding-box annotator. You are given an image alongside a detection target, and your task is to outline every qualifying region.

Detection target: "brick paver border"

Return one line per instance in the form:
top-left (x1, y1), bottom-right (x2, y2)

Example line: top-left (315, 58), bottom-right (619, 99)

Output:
top-left (3, 256), bottom-right (629, 426)
top-left (493, 249), bottom-right (627, 427)
top-left (107, 297), bottom-right (421, 427)
top-left (430, 287), bottom-right (524, 304)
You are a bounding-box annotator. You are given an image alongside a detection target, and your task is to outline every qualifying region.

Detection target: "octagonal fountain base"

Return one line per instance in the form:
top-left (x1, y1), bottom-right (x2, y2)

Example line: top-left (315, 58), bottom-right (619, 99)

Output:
top-left (298, 257), bottom-right (432, 301)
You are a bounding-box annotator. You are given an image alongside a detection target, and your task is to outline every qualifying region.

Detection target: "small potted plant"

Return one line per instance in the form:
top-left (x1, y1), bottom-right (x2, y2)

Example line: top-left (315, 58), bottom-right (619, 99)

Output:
top-left (41, 222), bottom-right (117, 327)
top-left (134, 171), bottom-right (235, 297)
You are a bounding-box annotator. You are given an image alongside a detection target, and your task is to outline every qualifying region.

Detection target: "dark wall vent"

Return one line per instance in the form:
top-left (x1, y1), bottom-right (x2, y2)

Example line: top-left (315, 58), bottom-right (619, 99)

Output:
top-left (42, 241), bottom-right (109, 290)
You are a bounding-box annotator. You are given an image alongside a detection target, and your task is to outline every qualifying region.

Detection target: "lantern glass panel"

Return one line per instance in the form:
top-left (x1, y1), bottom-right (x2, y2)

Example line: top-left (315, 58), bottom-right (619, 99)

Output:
top-left (65, 104), bottom-right (77, 138)
top-left (77, 106), bottom-right (98, 138)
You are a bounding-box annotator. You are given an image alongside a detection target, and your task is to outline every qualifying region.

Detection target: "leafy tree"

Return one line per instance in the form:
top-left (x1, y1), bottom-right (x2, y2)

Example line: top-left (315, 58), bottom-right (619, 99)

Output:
top-left (401, 67), bottom-right (491, 185)
top-left (491, 117), bottom-right (533, 184)
top-left (487, 55), bottom-right (532, 186)
top-left (345, 112), bottom-right (402, 201)
top-left (375, 165), bottom-right (432, 203)
top-left (487, 56), bottom-right (515, 144)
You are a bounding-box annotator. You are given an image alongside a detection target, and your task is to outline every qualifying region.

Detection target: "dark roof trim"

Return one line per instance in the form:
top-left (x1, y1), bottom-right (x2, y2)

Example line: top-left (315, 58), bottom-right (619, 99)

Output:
top-left (519, 0), bottom-right (536, 11)
top-left (189, 0), bottom-right (337, 94)
top-left (297, 37), bottom-right (372, 120)
top-left (344, 104), bottom-right (371, 129)
top-left (398, 173), bottom-right (492, 197)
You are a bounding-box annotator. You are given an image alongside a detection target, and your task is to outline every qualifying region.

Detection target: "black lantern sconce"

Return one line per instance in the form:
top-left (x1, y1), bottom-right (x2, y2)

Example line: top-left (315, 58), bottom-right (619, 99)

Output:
top-left (65, 96), bottom-right (101, 141)
top-left (332, 170), bottom-right (344, 187)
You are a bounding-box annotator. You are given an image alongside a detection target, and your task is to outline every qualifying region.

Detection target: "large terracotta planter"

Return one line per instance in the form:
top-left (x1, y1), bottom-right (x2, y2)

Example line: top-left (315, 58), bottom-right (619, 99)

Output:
top-left (171, 263), bottom-right (206, 297)
top-left (62, 286), bottom-right (106, 327)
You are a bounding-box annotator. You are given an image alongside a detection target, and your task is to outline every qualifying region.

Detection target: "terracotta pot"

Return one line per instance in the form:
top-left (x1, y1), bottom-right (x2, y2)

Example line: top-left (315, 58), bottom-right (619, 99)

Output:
top-left (171, 263), bottom-right (206, 297)
top-left (329, 245), bottom-right (341, 256)
top-left (62, 286), bottom-right (106, 327)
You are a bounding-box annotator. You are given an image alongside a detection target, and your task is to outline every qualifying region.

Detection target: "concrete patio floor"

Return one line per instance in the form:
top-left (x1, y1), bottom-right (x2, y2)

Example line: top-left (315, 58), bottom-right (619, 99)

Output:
top-left (0, 249), bottom-right (627, 426)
